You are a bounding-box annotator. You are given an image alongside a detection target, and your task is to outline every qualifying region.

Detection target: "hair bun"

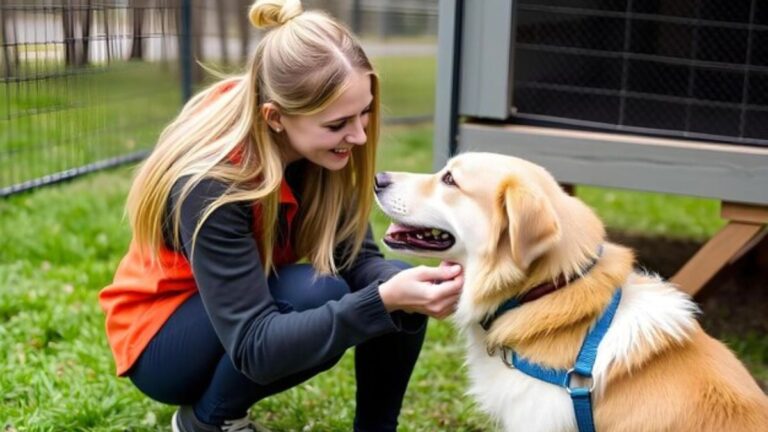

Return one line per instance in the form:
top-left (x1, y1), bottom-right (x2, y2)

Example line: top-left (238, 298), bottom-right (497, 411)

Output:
top-left (249, 0), bottom-right (304, 29)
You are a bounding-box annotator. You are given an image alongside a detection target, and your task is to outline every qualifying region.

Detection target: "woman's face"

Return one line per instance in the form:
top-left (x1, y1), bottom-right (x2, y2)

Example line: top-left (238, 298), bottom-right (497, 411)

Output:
top-left (275, 70), bottom-right (373, 171)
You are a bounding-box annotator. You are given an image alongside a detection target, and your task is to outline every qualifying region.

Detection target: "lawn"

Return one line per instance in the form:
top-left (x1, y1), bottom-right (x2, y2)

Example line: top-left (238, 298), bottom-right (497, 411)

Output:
top-left (1, 55), bottom-right (764, 431)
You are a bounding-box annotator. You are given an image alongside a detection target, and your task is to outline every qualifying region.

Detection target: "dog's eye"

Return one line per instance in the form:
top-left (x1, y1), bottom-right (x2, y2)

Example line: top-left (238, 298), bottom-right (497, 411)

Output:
top-left (441, 171), bottom-right (457, 187)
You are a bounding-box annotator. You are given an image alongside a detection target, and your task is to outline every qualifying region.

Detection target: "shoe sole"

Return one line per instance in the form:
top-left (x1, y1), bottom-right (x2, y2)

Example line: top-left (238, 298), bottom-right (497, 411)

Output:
top-left (171, 411), bottom-right (181, 432)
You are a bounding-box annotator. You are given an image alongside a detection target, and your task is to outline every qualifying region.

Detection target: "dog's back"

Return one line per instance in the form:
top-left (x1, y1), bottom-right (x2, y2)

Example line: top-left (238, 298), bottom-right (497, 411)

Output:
top-left (593, 273), bottom-right (768, 431)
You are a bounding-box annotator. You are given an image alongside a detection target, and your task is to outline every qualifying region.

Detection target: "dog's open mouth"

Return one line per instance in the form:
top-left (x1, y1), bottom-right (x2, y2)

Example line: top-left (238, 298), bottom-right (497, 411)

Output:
top-left (383, 223), bottom-right (455, 251)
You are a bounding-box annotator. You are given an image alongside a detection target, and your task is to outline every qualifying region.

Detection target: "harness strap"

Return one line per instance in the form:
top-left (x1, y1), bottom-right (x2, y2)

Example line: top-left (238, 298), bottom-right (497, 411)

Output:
top-left (504, 289), bottom-right (622, 432)
top-left (571, 388), bottom-right (595, 432)
top-left (509, 351), bottom-right (566, 386)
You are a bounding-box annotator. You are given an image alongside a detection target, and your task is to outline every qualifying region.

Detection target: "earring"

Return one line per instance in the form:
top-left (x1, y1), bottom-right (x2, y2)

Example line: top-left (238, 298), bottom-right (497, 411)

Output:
top-left (273, 126), bottom-right (282, 133)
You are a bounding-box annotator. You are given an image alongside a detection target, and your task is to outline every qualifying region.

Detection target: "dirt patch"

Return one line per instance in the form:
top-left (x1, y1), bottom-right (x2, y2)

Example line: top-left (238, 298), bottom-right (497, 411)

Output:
top-left (609, 230), bottom-right (768, 391)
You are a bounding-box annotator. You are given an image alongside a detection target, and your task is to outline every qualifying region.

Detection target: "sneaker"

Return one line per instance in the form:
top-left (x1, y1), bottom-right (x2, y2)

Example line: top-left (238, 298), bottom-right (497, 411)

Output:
top-left (172, 405), bottom-right (271, 432)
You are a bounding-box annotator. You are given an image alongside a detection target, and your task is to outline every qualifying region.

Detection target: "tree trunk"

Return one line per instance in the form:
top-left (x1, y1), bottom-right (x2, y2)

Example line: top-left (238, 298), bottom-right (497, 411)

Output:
top-left (63, 0), bottom-right (77, 66)
top-left (237, 0), bottom-right (250, 63)
top-left (191, 0), bottom-right (204, 84)
top-left (159, 0), bottom-right (168, 64)
top-left (79, 0), bottom-right (92, 66)
top-left (102, 3), bottom-right (111, 63)
top-left (130, 0), bottom-right (145, 60)
top-left (351, 0), bottom-right (362, 34)
top-left (0, 4), bottom-right (13, 78)
top-left (215, 0), bottom-right (228, 66)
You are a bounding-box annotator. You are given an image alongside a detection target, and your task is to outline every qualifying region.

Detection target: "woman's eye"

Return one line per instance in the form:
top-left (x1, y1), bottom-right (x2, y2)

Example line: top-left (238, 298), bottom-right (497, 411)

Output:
top-left (441, 171), bottom-right (457, 187)
top-left (327, 121), bottom-right (346, 132)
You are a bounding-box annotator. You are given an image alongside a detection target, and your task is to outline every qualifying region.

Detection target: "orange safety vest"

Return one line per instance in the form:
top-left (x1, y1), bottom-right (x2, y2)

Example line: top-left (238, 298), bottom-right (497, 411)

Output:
top-left (99, 180), bottom-right (298, 376)
top-left (98, 79), bottom-right (300, 375)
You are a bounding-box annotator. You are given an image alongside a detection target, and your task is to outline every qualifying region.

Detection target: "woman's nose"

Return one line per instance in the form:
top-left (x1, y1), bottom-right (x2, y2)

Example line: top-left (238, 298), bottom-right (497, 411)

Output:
top-left (345, 117), bottom-right (367, 145)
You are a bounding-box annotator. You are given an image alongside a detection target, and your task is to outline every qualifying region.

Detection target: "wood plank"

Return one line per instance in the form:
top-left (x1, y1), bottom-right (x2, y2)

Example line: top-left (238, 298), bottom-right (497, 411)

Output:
top-left (459, 123), bottom-right (768, 205)
top-left (721, 202), bottom-right (768, 224)
top-left (671, 222), bottom-right (764, 295)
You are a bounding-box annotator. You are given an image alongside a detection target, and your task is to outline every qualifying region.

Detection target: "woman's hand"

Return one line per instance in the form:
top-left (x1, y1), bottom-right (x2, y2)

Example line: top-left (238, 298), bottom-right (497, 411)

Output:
top-left (378, 262), bottom-right (464, 319)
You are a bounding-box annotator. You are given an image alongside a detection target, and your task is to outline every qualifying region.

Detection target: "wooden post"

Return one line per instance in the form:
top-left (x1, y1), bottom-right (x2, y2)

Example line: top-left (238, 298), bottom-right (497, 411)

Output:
top-left (560, 183), bottom-right (576, 196)
top-left (671, 202), bottom-right (768, 295)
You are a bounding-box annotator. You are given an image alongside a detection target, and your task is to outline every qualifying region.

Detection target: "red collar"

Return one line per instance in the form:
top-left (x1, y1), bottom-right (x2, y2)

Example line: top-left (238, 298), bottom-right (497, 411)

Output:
top-left (480, 245), bottom-right (604, 330)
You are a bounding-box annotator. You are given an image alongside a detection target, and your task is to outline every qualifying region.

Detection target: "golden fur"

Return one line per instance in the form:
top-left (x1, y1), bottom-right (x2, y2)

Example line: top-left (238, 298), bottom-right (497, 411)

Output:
top-left (375, 152), bottom-right (768, 431)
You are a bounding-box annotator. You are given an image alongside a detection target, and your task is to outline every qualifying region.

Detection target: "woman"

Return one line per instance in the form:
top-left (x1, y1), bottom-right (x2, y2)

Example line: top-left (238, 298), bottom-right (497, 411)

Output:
top-left (98, 1), bottom-right (463, 431)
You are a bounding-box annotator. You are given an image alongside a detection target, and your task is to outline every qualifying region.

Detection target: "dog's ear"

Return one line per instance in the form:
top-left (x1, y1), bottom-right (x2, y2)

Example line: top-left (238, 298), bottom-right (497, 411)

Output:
top-left (498, 177), bottom-right (561, 271)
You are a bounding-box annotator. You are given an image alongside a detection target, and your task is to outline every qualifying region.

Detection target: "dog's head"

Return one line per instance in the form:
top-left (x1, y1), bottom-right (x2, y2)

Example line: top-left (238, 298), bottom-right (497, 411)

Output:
top-left (375, 152), bottom-right (606, 321)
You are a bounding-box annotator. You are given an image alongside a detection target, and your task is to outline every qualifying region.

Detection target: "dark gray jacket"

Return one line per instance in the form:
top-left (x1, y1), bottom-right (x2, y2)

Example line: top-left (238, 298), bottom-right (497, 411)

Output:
top-left (167, 163), bottom-right (425, 385)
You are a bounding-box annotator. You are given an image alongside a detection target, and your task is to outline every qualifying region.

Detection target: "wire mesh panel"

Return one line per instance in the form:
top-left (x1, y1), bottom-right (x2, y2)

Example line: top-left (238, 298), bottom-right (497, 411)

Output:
top-left (0, 0), bottom-right (183, 196)
top-left (512, 0), bottom-right (768, 147)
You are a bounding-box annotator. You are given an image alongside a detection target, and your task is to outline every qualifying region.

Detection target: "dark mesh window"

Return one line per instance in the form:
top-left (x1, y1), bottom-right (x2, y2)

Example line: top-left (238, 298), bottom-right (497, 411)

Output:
top-left (513, 0), bottom-right (768, 147)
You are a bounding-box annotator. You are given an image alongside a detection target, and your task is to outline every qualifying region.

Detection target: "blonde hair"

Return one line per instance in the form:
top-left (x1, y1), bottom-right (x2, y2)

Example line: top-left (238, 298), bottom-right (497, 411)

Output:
top-left (127, 0), bottom-right (379, 274)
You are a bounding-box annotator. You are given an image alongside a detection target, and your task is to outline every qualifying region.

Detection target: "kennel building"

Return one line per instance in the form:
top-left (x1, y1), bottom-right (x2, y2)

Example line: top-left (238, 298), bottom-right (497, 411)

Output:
top-left (433, 0), bottom-right (768, 295)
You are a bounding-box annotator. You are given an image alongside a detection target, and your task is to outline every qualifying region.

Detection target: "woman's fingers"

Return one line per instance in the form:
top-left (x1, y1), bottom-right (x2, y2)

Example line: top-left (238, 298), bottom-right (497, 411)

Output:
top-left (424, 274), bottom-right (463, 319)
top-left (378, 264), bottom-right (464, 318)
top-left (414, 263), bottom-right (462, 283)
top-left (431, 292), bottom-right (461, 320)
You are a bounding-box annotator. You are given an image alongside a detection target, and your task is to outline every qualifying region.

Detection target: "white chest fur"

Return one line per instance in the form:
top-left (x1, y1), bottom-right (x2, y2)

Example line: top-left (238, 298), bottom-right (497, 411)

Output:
top-left (465, 326), bottom-right (577, 431)
top-left (460, 273), bottom-right (698, 432)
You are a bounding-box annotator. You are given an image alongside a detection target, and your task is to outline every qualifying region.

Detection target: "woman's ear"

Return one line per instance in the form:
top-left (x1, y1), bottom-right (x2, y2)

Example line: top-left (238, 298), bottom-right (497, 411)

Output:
top-left (261, 102), bottom-right (284, 133)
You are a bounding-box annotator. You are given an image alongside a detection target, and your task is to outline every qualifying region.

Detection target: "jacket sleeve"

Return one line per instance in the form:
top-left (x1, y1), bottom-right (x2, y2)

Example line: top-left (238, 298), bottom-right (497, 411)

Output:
top-left (336, 225), bottom-right (428, 334)
top-left (170, 178), bottom-right (400, 385)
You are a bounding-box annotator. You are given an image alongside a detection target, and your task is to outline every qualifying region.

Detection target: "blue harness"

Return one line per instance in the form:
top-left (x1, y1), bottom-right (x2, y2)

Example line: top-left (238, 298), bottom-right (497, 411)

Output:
top-left (491, 289), bottom-right (622, 432)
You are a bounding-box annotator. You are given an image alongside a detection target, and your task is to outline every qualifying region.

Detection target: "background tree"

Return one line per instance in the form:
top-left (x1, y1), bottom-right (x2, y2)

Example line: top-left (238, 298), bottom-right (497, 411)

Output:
top-left (130, 0), bottom-right (146, 60)
top-left (102, 2), bottom-right (112, 63)
top-left (79, 0), bottom-right (93, 66)
top-left (0, 2), bottom-right (20, 78)
top-left (215, 0), bottom-right (228, 66)
top-left (237, 0), bottom-right (250, 62)
top-left (62, 0), bottom-right (77, 66)
top-left (191, 0), bottom-right (204, 83)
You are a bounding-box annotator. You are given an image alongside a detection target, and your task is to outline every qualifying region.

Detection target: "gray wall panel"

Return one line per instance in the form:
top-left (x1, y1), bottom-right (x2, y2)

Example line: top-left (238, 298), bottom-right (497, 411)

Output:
top-left (433, 0), bottom-right (459, 170)
top-left (458, 0), bottom-right (514, 119)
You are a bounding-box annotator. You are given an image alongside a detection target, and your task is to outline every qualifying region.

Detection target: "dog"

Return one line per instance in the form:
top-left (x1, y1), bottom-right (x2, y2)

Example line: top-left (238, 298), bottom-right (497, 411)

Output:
top-left (374, 152), bottom-right (768, 431)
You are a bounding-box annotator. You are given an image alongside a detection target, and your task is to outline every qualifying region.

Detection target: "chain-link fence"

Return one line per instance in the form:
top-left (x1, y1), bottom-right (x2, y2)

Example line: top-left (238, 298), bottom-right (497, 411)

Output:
top-left (1, 0), bottom-right (437, 197)
top-left (1, 0), bottom-right (184, 196)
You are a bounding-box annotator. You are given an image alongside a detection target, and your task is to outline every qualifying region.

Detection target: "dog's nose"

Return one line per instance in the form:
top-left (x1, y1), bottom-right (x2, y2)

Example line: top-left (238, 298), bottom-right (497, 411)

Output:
top-left (374, 172), bottom-right (392, 193)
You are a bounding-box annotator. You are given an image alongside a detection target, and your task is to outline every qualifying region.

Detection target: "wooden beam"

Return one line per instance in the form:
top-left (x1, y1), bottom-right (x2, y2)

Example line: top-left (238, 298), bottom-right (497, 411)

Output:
top-left (671, 202), bottom-right (767, 295)
top-left (721, 202), bottom-right (768, 224)
top-left (560, 183), bottom-right (576, 196)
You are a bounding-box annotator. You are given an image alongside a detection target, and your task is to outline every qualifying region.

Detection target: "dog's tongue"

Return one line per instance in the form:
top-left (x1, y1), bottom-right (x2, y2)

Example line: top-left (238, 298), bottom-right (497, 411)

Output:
top-left (385, 223), bottom-right (416, 235)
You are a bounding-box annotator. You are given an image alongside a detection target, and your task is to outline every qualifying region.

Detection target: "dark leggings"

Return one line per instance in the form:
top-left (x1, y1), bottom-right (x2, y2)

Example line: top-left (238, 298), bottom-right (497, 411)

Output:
top-left (127, 262), bottom-right (426, 431)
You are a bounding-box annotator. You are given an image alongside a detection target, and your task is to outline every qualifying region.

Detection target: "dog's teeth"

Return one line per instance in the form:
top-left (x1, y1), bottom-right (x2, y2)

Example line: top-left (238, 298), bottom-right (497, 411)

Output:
top-left (416, 234), bottom-right (423, 239)
top-left (431, 229), bottom-right (441, 236)
top-left (441, 233), bottom-right (449, 239)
